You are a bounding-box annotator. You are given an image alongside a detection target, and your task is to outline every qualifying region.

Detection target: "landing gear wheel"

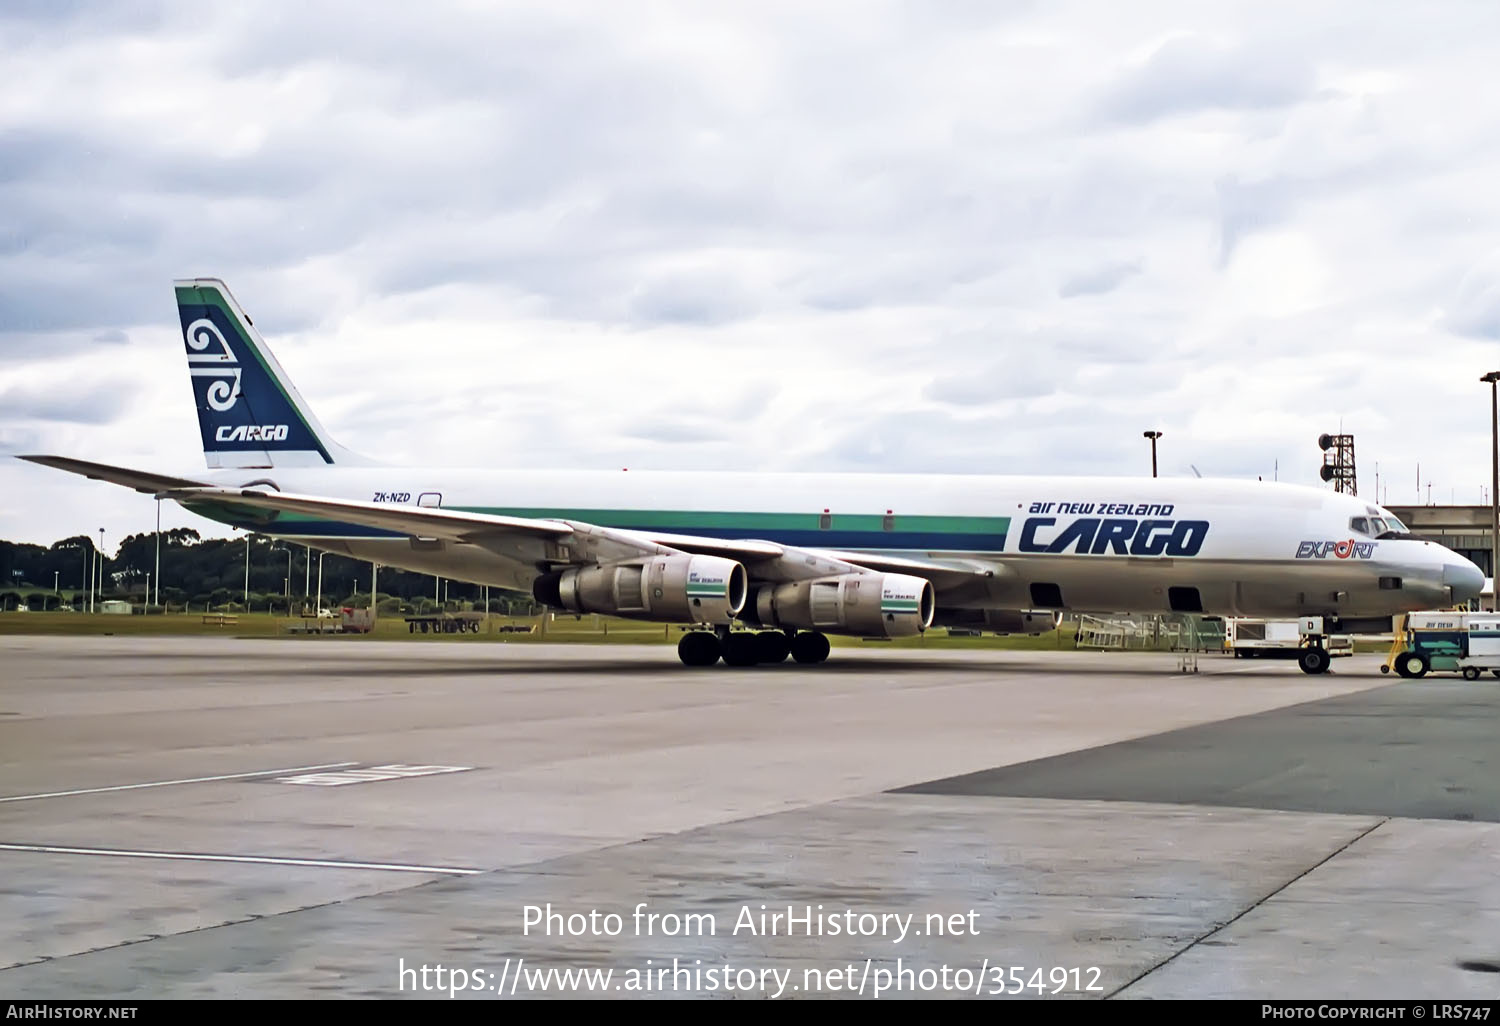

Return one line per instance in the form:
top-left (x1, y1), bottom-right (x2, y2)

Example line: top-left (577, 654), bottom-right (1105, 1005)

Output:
top-left (790, 631), bottom-right (831, 665)
top-left (754, 631), bottom-right (791, 664)
top-left (1463, 666), bottom-right (1481, 681)
top-left (722, 632), bottom-right (760, 667)
top-left (1398, 652), bottom-right (1428, 679)
top-left (677, 631), bottom-right (721, 667)
top-left (1297, 647), bottom-right (1332, 675)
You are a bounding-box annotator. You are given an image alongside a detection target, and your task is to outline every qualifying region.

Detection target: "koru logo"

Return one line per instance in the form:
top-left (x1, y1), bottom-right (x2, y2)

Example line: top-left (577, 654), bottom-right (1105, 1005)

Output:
top-left (184, 317), bottom-right (242, 411)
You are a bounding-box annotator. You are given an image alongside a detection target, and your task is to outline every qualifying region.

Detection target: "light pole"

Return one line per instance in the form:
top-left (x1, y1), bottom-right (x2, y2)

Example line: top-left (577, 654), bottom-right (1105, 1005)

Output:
top-left (1143, 431), bottom-right (1163, 478)
top-left (272, 546), bottom-right (292, 614)
top-left (84, 545), bottom-right (92, 613)
top-left (153, 498), bottom-right (161, 608)
top-left (304, 544), bottom-right (311, 610)
top-left (316, 551), bottom-right (327, 615)
top-left (243, 534), bottom-right (250, 609)
top-left (97, 528), bottom-right (105, 609)
top-left (1483, 372), bottom-right (1500, 586)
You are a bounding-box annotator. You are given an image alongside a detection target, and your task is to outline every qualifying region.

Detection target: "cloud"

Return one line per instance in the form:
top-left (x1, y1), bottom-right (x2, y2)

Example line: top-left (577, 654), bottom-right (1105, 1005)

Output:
top-left (620, 416), bottom-right (731, 444)
top-left (0, 382), bottom-right (127, 424)
top-left (1445, 250), bottom-right (1500, 339)
top-left (1059, 259), bottom-right (1143, 298)
top-left (1097, 34), bottom-right (1318, 124)
top-left (4, 1), bottom-right (1500, 544)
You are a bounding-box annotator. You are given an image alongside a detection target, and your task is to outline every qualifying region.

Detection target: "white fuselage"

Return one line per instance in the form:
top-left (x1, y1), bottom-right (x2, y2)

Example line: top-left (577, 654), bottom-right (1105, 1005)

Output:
top-left (183, 466), bottom-right (1482, 620)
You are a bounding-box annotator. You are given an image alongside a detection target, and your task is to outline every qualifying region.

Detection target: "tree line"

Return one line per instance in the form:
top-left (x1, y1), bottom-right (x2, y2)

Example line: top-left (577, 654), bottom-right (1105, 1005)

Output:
top-left (0, 530), bottom-right (539, 614)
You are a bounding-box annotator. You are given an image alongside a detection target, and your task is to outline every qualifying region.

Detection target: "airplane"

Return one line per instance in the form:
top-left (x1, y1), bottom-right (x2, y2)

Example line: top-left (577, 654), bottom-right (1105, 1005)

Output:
top-left (19, 278), bottom-right (1487, 673)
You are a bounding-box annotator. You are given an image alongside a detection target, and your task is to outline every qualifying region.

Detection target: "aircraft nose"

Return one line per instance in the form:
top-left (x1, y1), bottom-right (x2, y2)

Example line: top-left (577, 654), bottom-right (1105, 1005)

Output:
top-left (1442, 556), bottom-right (1486, 603)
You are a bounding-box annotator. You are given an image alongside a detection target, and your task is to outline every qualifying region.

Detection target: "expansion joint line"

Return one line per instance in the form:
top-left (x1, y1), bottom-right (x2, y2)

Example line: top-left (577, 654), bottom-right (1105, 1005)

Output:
top-left (1103, 816), bottom-right (1390, 999)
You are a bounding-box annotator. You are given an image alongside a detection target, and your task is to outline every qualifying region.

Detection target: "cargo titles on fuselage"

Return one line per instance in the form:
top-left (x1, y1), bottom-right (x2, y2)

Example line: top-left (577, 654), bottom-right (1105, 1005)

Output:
top-left (1017, 516), bottom-right (1208, 557)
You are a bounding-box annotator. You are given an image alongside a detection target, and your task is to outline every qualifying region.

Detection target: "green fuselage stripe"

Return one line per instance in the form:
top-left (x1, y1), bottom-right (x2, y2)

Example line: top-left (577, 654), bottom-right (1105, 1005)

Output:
top-left (258, 508), bottom-right (1011, 533)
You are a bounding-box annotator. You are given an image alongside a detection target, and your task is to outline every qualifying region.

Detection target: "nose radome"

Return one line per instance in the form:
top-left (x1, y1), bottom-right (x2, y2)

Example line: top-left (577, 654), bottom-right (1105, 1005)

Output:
top-left (1442, 557), bottom-right (1486, 603)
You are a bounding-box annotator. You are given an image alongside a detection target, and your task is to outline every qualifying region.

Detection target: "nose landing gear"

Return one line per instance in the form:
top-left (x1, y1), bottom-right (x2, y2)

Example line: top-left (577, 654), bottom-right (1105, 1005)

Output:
top-left (1297, 645), bottom-right (1332, 675)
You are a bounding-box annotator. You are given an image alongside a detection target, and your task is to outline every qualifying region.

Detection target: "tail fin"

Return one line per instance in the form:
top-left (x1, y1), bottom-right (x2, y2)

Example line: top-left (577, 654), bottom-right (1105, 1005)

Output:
top-left (174, 278), bottom-right (367, 468)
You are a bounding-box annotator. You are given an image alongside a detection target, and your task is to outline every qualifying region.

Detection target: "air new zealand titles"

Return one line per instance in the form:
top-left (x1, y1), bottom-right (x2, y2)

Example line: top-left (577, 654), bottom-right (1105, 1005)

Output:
top-left (1017, 500), bottom-right (1208, 557)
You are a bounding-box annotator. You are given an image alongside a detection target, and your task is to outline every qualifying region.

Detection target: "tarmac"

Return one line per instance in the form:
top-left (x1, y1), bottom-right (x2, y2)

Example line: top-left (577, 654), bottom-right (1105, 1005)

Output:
top-left (1, 636), bottom-right (1497, 999)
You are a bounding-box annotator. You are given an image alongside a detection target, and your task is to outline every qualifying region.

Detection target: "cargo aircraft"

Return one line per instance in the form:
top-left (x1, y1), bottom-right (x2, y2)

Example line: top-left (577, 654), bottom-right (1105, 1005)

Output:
top-left (20, 279), bottom-right (1486, 673)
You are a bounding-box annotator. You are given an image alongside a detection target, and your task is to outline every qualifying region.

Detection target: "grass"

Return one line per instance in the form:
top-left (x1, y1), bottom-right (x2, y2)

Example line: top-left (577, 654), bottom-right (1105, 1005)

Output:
top-left (0, 611), bottom-right (1210, 652)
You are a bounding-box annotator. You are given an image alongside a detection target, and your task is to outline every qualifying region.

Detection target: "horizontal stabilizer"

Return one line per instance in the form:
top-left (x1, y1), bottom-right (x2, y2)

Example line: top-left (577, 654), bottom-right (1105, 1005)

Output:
top-left (18, 455), bottom-right (209, 494)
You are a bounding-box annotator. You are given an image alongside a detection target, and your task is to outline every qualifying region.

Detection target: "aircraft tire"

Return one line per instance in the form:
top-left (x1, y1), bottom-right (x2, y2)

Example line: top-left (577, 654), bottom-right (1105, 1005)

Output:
top-left (722, 631), bottom-right (760, 667)
top-left (1297, 647), bottom-right (1332, 675)
top-left (754, 631), bottom-right (791, 664)
top-left (678, 631), bottom-right (721, 667)
top-left (791, 631), bottom-right (831, 665)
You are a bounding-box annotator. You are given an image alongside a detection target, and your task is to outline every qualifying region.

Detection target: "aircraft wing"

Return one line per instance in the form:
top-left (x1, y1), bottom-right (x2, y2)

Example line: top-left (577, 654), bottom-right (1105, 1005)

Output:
top-left (801, 548), bottom-right (1001, 582)
top-left (18, 455), bottom-right (210, 494)
top-left (160, 486), bottom-right (600, 551)
top-left (27, 452), bottom-right (1000, 592)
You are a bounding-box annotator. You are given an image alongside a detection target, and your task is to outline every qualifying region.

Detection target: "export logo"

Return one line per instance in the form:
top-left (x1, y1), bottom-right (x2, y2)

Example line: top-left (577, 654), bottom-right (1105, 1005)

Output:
top-left (216, 424), bottom-right (290, 442)
top-left (1295, 539), bottom-right (1376, 559)
top-left (1017, 517), bottom-right (1209, 556)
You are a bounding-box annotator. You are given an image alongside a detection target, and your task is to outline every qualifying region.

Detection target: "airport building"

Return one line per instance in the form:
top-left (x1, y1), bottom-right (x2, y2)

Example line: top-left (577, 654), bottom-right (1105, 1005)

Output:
top-left (1385, 504), bottom-right (1494, 577)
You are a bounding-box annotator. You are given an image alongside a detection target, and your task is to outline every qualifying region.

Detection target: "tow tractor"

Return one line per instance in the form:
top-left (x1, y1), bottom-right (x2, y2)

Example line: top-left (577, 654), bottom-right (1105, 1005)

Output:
top-left (1380, 611), bottom-right (1500, 680)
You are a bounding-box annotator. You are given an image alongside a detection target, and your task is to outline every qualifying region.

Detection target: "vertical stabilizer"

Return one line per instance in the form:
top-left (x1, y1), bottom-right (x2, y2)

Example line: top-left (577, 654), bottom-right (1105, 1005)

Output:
top-left (174, 278), bottom-right (367, 468)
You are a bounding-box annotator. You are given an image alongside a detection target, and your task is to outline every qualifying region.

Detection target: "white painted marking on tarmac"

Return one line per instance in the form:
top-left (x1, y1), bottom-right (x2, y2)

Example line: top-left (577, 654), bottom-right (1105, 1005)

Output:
top-left (0, 843), bottom-right (482, 876)
top-left (0, 762), bottom-right (361, 804)
top-left (277, 764), bottom-right (473, 786)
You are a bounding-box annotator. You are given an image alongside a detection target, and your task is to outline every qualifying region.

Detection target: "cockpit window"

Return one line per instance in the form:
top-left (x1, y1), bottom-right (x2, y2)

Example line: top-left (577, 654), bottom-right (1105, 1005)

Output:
top-left (1350, 517), bottom-right (1370, 535)
top-left (1364, 514), bottom-right (1410, 538)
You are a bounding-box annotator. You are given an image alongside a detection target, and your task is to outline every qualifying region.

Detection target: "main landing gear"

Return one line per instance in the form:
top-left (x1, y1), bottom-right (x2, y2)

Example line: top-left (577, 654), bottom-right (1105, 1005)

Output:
top-left (677, 629), bottom-right (830, 667)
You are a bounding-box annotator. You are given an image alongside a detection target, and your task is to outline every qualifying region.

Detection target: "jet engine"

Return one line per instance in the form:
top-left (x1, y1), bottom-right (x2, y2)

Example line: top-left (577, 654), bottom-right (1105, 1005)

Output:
top-left (932, 608), bottom-right (1061, 635)
top-left (532, 554), bottom-right (746, 624)
top-left (743, 572), bottom-right (935, 638)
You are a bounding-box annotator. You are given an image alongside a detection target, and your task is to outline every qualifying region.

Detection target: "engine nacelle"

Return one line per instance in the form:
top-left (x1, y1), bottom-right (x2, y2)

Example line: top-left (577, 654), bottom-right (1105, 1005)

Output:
top-left (745, 572), bottom-right (935, 638)
top-left (932, 608), bottom-right (1061, 635)
top-left (532, 554), bottom-right (746, 624)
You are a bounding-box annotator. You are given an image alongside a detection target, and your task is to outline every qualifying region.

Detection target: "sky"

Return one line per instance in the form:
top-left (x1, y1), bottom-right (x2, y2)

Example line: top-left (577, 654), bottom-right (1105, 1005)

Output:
top-left (3, 0), bottom-right (1500, 551)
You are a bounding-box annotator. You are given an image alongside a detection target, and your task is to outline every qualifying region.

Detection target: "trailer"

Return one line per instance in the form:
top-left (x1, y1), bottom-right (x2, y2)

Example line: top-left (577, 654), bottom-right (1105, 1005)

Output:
top-left (404, 611), bottom-right (484, 634)
top-left (1381, 611), bottom-right (1500, 679)
top-left (1223, 618), bottom-right (1353, 660)
top-left (338, 607), bottom-right (375, 634)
